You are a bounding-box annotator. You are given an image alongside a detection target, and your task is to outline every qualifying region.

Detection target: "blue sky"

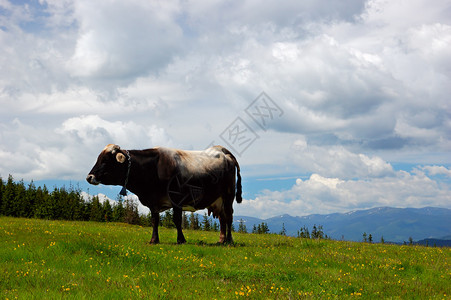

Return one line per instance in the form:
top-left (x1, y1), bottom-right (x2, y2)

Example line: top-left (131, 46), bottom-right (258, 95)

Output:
top-left (1, 0), bottom-right (450, 218)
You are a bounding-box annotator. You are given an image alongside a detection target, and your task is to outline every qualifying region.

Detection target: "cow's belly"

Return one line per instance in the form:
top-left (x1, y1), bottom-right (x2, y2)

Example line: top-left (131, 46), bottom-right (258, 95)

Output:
top-left (158, 196), bottom-right (173, 212)
top-left (180, 195), bottom-right (224, 218)
top-left (206, 196), bottom-right (223, 218)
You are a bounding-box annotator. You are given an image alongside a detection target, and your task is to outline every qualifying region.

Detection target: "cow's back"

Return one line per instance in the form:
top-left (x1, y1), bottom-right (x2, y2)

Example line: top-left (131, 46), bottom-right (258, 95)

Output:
top-left (158, 146), bottom-right (237, 213)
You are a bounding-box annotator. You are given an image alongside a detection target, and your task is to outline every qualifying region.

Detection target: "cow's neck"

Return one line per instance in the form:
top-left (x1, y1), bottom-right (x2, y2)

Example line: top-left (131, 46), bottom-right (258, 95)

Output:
top-left (123, 149), bottom-right (160, 197)
top-left (119, 150), bottom-right (132, 196)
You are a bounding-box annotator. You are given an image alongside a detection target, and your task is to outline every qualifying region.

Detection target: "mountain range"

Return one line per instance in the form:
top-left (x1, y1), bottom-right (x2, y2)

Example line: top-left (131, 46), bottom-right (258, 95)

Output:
top-left (233, 207), bottom-right (451, 244)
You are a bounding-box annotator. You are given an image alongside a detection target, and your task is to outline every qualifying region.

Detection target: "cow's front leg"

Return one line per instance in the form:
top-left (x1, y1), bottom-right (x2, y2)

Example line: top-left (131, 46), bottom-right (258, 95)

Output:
top-left (172, 207), bottom-right (186, 244)
top-left (150, 211), bottom-right (160, 244)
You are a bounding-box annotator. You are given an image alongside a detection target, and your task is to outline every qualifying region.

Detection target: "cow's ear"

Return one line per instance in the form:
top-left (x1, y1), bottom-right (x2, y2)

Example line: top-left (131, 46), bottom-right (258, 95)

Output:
top-left (157, 149), bottom-right (177, 180)
top-left (116, 152), bottom-right (126, 163)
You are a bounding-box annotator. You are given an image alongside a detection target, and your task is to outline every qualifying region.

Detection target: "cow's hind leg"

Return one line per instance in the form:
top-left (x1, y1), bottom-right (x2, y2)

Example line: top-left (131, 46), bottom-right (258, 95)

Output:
top-left (173, 207), bottom-right (186, 244)
top-left (218, 197), bottom-right (234, 244)
top-left (224, 201), bottom-right (234, 243)
top-left (218, 215), bottom-right (227, 244)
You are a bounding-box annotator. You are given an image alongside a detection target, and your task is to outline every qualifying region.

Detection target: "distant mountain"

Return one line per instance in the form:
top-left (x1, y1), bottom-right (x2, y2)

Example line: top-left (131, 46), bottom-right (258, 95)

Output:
top-left (415, 238), bottom-right (451, 247)
top-left (234, 207), bottom-right (451, 243)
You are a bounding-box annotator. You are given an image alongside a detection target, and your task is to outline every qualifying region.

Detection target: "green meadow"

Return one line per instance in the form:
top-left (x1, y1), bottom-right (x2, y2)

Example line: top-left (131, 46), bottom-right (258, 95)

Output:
top-left (1, 217), bottom-right (450, 299)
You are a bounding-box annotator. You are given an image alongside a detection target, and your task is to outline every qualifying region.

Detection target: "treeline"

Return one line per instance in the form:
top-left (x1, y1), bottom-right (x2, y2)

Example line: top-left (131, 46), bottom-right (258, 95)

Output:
top-left (0, 175), bottom-right (220, 230)
top-left (0, 175), bottom-right (329, 239)
top-left (237, 219), bottom-right (330, 240)
top-left (0, 175), bottom-right (140, 224)
top-left (297, 224), bottom-right (329, 239)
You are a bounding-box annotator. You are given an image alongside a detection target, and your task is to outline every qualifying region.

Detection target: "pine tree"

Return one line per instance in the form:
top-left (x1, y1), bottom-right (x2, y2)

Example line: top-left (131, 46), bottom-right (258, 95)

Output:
top-left (24, 181), bottom-right (37, 218)
top-left (363, 232), bottom-right (368, 243)
top-left (189, 212), bottom-right (200, 230)
top-left (90, 195), bottom-right (104, 222)
top-left (124, 199), bottom-right (140, 225)
top-left (279, 223), bottom-right (287, 236)
top-left (316, 225), bottom-right (324, 239)
top-left (202, 213), bottom-right (211, 231)
top-left (0, 176), bottom-right (3, 213)
top-left (212, 220), bottom-right (219, 232)
top-left (45, 187), bottom-right (62, 220)
top-left (34, 185), bottom-right (51, 219)
top-left (141, 212), bottom-right (152, 227)
top-left (83, 199), bottom-right (92, 221)
top-left (161, 210), bottom-right (175, 228)
top-left (102, 200), bottom-right (113, 222)
top-left (368, 234), bottom-right (373, 243)
top-left (297, 226), bottom-right (310, 238)
top-left (182, 212), bottom-right (190, 229)
top-left (72, 189), bottom-right (87, 221)
top-left (380, 236), bottom-right (385, 244)
top-left (311, 225), bottom-right (318, 239)
top-left (257, 222), bottom-right (269, 234)
top-left (238, 219), bottom-right (247, 233)
top-left (14, 180), bottom-right (27, 217)
top-left (1, 175), bottom-right (16, 216)
top-left (112, 201), bottom-right (125, 222)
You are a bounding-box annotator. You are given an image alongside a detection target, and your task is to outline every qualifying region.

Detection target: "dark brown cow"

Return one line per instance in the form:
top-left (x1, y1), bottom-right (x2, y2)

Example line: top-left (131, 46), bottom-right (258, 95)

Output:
top-left (86, 144), bottom-right (242, 244)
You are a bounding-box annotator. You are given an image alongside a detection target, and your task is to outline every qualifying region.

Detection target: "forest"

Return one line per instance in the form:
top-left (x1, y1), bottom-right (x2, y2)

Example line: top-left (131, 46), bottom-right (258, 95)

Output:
top-left (0, 175), bottom-right (278, 235)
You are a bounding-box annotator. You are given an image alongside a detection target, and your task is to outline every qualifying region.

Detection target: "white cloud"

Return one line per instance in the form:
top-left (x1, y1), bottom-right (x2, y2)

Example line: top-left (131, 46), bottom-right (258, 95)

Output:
top-left (67, 0), bottom-right (182, 79)
top-left (421, 165), bottom-right (451, 177)
top-left (0, 115), bottom-right (171, 180)
top-left (58, 115), bottom-right (172, 148)
top-left (0, 0), bottom-right (450, 216)
top-left (236, 169), bottom-right (451, 219)
top-left (290, 138), bottom-right (394, 179)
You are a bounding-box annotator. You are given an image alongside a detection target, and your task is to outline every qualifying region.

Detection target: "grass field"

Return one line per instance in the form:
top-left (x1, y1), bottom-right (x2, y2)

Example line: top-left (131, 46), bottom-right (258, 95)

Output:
top-left (1, 217), bottom-right (450, 299)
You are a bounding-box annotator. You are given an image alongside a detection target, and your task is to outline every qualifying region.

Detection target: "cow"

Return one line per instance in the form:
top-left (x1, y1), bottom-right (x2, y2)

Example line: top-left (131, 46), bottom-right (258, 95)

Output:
top-left (86, 144), bottom-right (242, 244)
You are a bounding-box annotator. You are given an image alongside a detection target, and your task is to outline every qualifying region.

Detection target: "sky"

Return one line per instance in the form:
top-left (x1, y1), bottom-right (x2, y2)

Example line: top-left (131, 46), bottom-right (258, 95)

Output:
top-left (0, 0), bottom-right (450, 219)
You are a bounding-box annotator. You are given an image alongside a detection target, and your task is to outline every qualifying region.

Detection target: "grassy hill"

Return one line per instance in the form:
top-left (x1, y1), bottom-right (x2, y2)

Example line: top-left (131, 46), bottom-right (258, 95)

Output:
top-left (1, 217), bottom-right (450, 299)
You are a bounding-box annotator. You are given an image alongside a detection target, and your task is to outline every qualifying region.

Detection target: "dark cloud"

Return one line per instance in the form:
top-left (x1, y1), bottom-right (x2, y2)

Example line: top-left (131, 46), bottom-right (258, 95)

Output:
top-left (364, 136), bottom-right (410, 150)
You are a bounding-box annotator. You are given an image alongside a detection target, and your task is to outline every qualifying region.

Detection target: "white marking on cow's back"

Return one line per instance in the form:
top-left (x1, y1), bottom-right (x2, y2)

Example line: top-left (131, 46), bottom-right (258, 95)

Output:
top-left (161, 147), bottom-right (228, 178)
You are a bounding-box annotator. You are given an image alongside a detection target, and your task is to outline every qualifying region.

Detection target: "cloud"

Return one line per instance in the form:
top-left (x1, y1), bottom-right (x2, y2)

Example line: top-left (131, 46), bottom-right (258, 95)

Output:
top-left (421, 165), bottom-right (451, 177)
top-left (0, 0), bottom-right (450, 216)
top-left (181, 0), bottom-right (451, 155)
top-left (289, 137), bottom-right (394, 179)
top-left (58, 115), bottom-right (172, 148)
top-left (0, 115), bottom-right (171, 180)
top-left (235, 169), bottom-right (451, 219)
top-left (236, 137), bottom-right (450, 218)
top-left (67, 0), bottom-right (183, 79)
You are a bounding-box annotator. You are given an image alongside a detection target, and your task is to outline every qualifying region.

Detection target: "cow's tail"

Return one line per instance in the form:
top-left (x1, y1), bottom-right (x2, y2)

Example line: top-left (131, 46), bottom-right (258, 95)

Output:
top-left (221, 147), bottom-right (242, 203)
top-left (235, 160), bottom-right (242, 203)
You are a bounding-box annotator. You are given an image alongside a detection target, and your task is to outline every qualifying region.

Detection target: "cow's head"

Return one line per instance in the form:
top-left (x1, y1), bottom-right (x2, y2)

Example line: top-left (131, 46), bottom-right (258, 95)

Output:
top-left (86, 144), bottom-right (128, 186)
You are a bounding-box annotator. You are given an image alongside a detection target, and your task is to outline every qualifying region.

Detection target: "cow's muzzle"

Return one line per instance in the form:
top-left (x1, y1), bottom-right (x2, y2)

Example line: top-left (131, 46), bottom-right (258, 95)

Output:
top-left (86, 174), bottom-right (100, 185)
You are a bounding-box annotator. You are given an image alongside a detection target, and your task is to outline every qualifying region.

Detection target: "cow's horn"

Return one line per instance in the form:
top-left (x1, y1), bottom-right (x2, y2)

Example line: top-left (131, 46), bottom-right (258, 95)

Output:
top-left (104, 144), bottom-right (121, 154)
